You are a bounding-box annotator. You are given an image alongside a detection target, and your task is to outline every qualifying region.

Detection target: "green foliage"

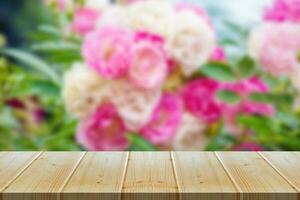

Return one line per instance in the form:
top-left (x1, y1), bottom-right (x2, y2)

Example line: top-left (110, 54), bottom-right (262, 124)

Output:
top-left (236, 56), bottom-right (256, 78)
top-left (217, 90), bottom-right (240, 104)
top-left (205, 132), bottom-right (237, 151)
top-left (127, 133), bottom-right (157, 151)
top-left (1, 0), bottom-right (300, 151)
top-left (0, 57), bottom-right (81, 150)
top-left (200, 62), bottom-right (237, 82)
top-left (236, 114), bottom-right (300, 150)
top-left (249, 93), bottom-right (293, 104)
top-left (2, 48), bottom-right (61, 84)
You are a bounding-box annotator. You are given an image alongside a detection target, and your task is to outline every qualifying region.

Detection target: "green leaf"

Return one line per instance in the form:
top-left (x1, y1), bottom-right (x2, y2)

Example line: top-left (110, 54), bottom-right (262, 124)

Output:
top-left (276, 112), bottom-right (298, 127)
top-left (13, 137), bottom-right (38, 151)
top-left (126, 133), bottom-right (156, 151)
top-left (237, 56), bottom-right (256, 78)
top-left (249, 93), bottom-right (272, 103)
top-left (236, 115), bottom-right (274, 137)
top-left (217, 90), bottom-right (240, 104)
top-left (297, 51), bottom-right (300, 62)
top-left (27, 80), bottom-right (60, 96)
top-left (38, 25), bottom-right (60, 37)
top-left (249, 93), bottom-right (293, 105)
top-left (32, 42), bottom-right (80, 52)
top-left (279, 136), bottom-right (300, 150)
top-left (200, 62), bottom-right (236, 82)
top-left (1, 48), bottom-right (61, 85)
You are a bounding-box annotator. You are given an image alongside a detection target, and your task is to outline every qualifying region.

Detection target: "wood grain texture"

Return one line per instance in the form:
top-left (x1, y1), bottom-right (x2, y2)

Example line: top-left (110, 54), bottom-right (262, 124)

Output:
top-left (2, 152), bottom-right (85, 200)
top-left (260, 152), bottom-right (300, 192)
top-left (62, 152), bottom-right (129, 200)
top-left (171, 152), bottom-right (238, 200)
top-left (122, 152), bottom-right (178, 200)
top-left (216, 152), bottom-right (297, 200)
top-left (0, 152), bottom-right (300, 200)
top-left (0, 152), bottom-right (41, 192)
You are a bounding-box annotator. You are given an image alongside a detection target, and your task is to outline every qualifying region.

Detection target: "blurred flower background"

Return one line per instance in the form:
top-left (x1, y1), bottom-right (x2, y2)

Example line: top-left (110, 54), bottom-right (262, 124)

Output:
top-left (1, 0), bottom-right (300, 151)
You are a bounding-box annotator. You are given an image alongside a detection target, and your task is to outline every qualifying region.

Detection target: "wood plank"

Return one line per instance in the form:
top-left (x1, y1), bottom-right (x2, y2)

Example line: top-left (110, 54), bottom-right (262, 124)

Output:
top-left (216, 152), bottom-right (297, 200)
top-left (171, 152), bottom-right (238, 200)
top-left (0, 152), bottom-right (299, 200)
top-left (260, 152), bottom-right (300, 192)
top-left (2, 152), bottom-right (85, 200)
top-left (62, 152), bottom-right (128, 200)
top-left (0, 152), bottom-right (41, 192)
top-left (122, 152), bottom-right (178, 200)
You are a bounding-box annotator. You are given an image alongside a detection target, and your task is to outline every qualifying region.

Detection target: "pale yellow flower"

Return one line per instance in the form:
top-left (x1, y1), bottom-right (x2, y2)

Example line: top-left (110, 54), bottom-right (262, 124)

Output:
top-left (108, 79), bottom-right (161, 130)
top-left (168, 11), bottom-right (215, 77)
top-left (125, 0), bottom-right (175, 38)
top-left (62, 63), bottom-right (110, 119)
top-left (172, 112), bottom-right (208, 150)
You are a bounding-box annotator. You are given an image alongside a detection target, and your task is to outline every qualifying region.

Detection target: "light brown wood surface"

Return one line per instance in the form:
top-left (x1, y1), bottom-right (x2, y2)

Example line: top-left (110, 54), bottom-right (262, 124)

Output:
top-left (172, 152), bottom-right (238, 200)
top-left (216, 152), bottom-right (297, 200)
top-left (62, 152), bottom-right (128, 200)
top-left (0, 152), bottom-right (299, 200)
top-left (2, 152), bottom-right (85, 200)
top-left (122, 152), bottom-right (178, 200)
top-left (260, 152), bottom-right (300, 192)
top-left (0, 152), bottom-right (41, 191)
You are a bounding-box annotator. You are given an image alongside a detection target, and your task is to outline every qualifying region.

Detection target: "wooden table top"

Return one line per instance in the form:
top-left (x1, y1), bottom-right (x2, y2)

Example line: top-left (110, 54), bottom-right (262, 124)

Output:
top-left (0, 152), bottom-right (299, 200)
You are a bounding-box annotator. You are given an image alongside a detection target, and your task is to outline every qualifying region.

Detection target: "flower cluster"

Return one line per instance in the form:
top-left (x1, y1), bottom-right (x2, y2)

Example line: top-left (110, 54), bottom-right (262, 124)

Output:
top-left (221, 77), bottom-right (275, 133)
top-left (61, 0), bottom-right (275, 151)
top-left (61, 0), bottom-right (219, 150)
top-left (249, 0), bottom-right (300, 90)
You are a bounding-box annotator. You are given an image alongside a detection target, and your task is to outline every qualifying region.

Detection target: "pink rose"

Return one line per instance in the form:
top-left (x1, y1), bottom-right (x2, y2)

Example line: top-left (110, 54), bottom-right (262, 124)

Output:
top-left (221, 77), bottom-right (275, 133)
top-left (249, 22), bottom-right (300, 76)
top-left (222, 76), bottom-right (270, 95)
top-left (181, 78), bottom-right (222, 123)
top-left (72, 8), bottom-right (100, 35)
top-left (210, 46), bottom-right (226, 62)
top-left (82, 26), bottom-right (134, 78)
top-left (141, 93), bottom-right (183, 144)
top-left (108, 79), bottom-right (162, 131)
top-left (260, 25), bottom-right (300, 76)
top-left (242, 101), bottom-right (275, 116)
top-left (76, 103), bottom-right (129, 151)
top-left (264, 0), bottom-right (300, 23)
top-left (175, 3), bottom-right (214, 28)
top-left (128, 32), bottom-right (168, 89)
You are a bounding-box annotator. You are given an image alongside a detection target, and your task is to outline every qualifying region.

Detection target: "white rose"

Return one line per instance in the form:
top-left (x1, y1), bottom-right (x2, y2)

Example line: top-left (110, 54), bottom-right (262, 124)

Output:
top-left (125, 0), bottom-right (175, 38)
top-left (97, 5), bottom-right (128, 28)
top-left (108, 79), bottom-right (161, 131)
top-left (248, 23), bottom-right (300, 76)
top-left (62, 63), bottom-right (110, 119)
top-left (172, 113), bottom-right (208, 150)
top-left (168, 11), bottom-right (216, 77)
